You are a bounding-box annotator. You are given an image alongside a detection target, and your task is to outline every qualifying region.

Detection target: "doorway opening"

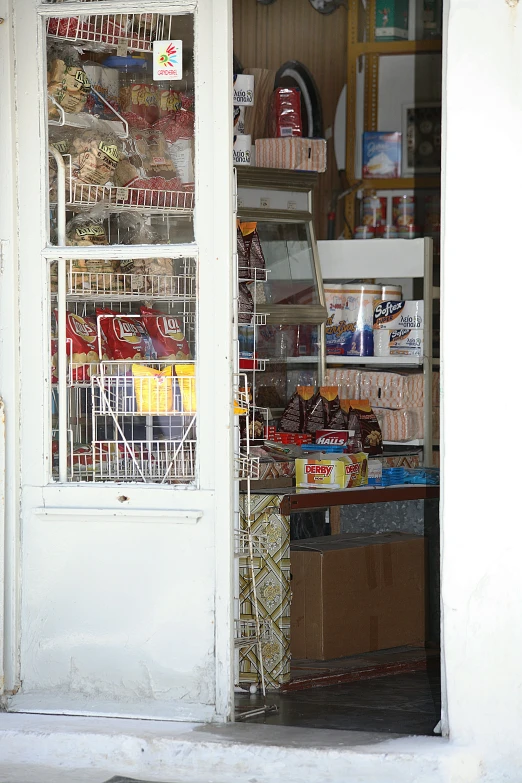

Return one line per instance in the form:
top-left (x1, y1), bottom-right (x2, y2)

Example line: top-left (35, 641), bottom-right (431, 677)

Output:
top-left (233, 0), bottom-right (442, 735)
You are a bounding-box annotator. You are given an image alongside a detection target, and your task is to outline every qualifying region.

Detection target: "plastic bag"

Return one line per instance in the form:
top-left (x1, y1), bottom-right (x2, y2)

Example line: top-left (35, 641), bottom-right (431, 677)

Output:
top-left (47, 43), bottom-right (91, 118)
top-left (140, 306), bottom-right (191, 360)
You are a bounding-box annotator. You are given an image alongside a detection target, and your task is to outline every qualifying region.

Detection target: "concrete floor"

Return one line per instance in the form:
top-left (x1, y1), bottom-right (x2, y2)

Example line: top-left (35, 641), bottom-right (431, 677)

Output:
top-left (236, 670), bottom-right (441, 734)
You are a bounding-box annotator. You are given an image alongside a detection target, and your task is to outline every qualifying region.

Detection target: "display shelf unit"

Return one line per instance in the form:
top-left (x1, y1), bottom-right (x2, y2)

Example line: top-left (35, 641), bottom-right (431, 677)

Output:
top-left (278, 484), bottom-right (440, 514)
top-left (319, 236), bottom-right (434, 466)
top-left (345, 0), bottom-right (442, 232)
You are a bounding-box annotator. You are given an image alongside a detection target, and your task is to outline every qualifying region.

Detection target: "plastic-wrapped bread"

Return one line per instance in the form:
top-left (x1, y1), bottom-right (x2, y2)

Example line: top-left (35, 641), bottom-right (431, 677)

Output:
top-left (47, 43), bottom-right (91, 118)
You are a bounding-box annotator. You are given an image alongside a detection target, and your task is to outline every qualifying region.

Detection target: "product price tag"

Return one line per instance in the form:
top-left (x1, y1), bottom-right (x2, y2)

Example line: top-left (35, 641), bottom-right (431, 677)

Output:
top-left (260, 197), bottom-right (270, 208)
top-left (116, 187), bottom-right (129, 201)
top-left (287, 200), bottom-right (297, 210)
top-left (117, 40), bottom-right (128, 57)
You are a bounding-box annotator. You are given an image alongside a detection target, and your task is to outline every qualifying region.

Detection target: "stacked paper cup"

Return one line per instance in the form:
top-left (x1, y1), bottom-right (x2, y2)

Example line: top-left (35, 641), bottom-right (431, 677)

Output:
top-left (233, 74), bottom-right (254, 166)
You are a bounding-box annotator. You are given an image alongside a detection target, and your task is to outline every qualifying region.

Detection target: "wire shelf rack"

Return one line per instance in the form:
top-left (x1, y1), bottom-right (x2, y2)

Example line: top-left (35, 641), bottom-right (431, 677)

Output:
top-left (86, 439), bottom-right (196, 483)
top-left (65, 269), bottom-right (197, 301)
top-left (46, 11), bottom-right (180, 53)
top-left (234, 619), bottom-right (272, 651)
top-left (234, 452), bottom-right (260, 480)
top-left (67, 182), bottom-right (194, 214)
top-left (92, 373), bottom-right (196, 417)
top-left (234, 528), bottom-right (269, 558)
top-left (237, 266), bottom-right (268, 284)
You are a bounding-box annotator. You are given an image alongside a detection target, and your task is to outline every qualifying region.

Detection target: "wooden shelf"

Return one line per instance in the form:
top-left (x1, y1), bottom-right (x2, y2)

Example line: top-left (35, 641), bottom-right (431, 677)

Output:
top-left (361, 177), bottom-right (441, 190)
top-left (279, 485), bottom-right (439, 514)
top-left (353, 40), bottom-right (442, 57)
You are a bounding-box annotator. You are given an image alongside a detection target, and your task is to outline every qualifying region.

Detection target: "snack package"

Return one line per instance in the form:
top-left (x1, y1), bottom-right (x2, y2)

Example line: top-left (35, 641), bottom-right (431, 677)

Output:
top-left (131, 129), bottom-right (176, 177)
top-left (66, 213), bottom-right (108, 247)
top-left (238, 282), bottom-right (254, 324)
top-left (61, 311), bottom-right (106, 382)
top-left (132, 364), bottom-right (173, 414)
top-left (327, 397), bottom-right (350, 429)
top-left (279, 385), bottom-right (315, 433)
top-left (96, 308), bottom-right (150, 362)
top-left (68, 130), bottom-right (121, 187)
top-left (140, 306), bottom-right (191, 360)
top-left (83, 62), bottom-right (120, 118)
top-left (295, 453), bottom-right (368, 489)
top-left (120, 256), bottom-right (174, 295)
top-left (51, 337), bottom-right (58, 384)
top-left (175, 364), bottom-right (197, 412)
top-left (237, 222), bottom-right (266, 276)
top-left (268, 87), bottom-right (302, 138)
top-left (305, 387), bottom-right (341, 436)
top-left (47, 44), bottom-right (91, 118)
top-left (347, 399), bottom-right (383, 455)
top-left (158, 88), bottom-right (183, 119)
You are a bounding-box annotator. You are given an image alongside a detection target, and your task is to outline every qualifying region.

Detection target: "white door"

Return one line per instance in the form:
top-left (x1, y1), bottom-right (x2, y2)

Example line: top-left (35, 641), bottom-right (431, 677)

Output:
top-left (4, 0), bottom-right (234, 721)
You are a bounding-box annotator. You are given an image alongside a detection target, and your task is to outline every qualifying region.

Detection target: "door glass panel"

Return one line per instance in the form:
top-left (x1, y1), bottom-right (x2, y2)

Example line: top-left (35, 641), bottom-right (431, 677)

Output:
top-left (46, 11), bottom-right (195, 246)
top-left (255, 222), bottom-right (319, 306)
top-left (45, 7), bottom-right (198, 484)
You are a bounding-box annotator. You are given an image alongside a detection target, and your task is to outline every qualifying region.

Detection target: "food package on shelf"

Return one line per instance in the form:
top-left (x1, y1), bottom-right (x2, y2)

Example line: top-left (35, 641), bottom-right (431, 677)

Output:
top-left (60, 311), bottom-right (108, 383)
top-left (360, 370), bottom-right (424, 410)
top-left (47, 43), bottom-right (91, 118)
top-left (279, 386), bottom-right (315, 433)
top-left (374, 406), bottom-right (440, 442)
top-left (68, 130), bottom-right (122, 188)
top-left (120, 257), bottom-right (175, 295)
top-left (130, 128), bottom-right (176, 177)
top-left (140, 306), bottom-right (191, 360)
top-left (268, 88), bottom-right (302, 138)
top-left (347, 399), bottom-right (383, 455)
top-left (255, 138), bottom-right (327, 172)
top-left (82, 62), bottom-right (120, 118)
top-left (156, 104), bottom-right (195, 142)
top-left (296, 452), bottom-right (368, 489)
top-left (305, 387), bottom-right (340, 436)
top-left (132, 365), bottom-right (174, 415)
top-left (48, 14), bottom-right (131, 45)
top-left (325, 368), bottom-right (362, 399)
top-left (96, 308), bottom-right (151, 362)
top-left (65, 212), bottom-right (108, 246)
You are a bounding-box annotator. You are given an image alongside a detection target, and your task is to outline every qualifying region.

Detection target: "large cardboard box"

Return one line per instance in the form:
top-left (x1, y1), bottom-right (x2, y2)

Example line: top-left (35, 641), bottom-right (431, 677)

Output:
top-left (291, 532), bottom-right (426, 660)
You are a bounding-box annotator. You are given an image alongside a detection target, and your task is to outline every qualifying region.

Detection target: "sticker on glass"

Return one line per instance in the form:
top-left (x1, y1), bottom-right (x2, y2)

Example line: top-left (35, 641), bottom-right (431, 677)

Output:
top-left (153, 40), bottom-right (183, 81)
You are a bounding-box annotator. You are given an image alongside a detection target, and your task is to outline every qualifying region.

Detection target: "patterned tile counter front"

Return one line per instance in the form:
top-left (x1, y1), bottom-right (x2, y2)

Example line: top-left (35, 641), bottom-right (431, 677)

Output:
top-left (239, 494), bottom-right (291, 689)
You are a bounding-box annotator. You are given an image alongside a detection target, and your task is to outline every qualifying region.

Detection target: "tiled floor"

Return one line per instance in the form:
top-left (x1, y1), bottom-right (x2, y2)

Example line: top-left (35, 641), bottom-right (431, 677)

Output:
top-left (236, 668), bottom-right (441, 735)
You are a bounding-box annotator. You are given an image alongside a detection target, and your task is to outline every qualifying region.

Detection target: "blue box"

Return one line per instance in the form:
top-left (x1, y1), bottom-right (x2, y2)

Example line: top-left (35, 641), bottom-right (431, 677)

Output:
top-left (362, 132), bottom-right (401, 179)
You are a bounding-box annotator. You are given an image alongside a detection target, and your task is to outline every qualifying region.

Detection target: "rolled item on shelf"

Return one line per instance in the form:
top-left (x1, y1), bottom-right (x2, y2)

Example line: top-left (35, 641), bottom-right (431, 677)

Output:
top-left (374, 406), bottom-right (440, 443)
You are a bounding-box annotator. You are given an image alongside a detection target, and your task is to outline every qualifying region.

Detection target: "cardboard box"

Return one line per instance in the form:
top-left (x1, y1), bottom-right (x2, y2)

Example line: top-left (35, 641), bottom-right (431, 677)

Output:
top-left (362, 132), bottom-right (401, 178)
top-left (291, 532), bottom-right (426, 660)
top-left (375, 0), bottom-right (409, 40)
top-left (295, 453), bottom-right (368, 489)
top-left (255, 138), bottom-right (327, 172)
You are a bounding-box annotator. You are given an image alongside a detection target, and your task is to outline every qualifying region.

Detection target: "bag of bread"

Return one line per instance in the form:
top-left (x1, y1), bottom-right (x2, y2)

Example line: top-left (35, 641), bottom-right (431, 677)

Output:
top-left (68, 130), bottom-right (121, 187)
top-left (96, 308), bottom-right (150, 362)
top-left (305, 387), bottom-right (341, 436)
top-left (131, 129), bottom-right (176, 177)
top-left (47, 44), bottom-right (91, 118)
top-left (347, 399), bottom-right (383, 455)
top-left (279, 386), bottom-right (315, 433)
top-left (140, 306), bottom-right (191, 360)
top-left (66, 213), bottom-right (108, 246)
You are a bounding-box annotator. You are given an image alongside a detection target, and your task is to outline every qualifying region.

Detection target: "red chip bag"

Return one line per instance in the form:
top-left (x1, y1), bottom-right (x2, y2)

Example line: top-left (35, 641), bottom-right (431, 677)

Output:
top-left (96, 307), bottom-right (149, 361)
top-left (59, 310), bottom-right (102, 383)
top-left (140, 306), bottom-right (191, 360)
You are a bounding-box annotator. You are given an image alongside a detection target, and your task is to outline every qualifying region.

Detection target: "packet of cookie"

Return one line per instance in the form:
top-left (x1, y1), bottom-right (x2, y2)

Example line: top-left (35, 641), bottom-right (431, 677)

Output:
top-left (279, 385), bottom-right (315, 433)
top-left (305, 386), bottom-right (341, 436)
top-left (347, 399), bottom-right (383, 455)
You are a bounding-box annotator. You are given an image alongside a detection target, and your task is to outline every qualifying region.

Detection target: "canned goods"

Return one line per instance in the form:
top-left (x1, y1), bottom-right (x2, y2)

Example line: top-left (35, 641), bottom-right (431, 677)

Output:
top-left (393, 195), bottom-right (416, 227)
top-left (362, 194), bottom-right (387, 227)
top-left (398, 224), bottom-right (421, 239)
top-left (380, 225), bottom-right (398, 239)
top-left (354, 225), bottom-right (375, 239)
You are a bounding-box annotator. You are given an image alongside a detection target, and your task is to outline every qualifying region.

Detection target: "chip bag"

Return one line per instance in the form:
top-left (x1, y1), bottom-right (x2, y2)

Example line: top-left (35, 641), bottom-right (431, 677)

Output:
top-left (132, 364), bottom-right (173, 414)
top-left (175, 364), bottom-right (196, 413)
top-left (60, 310), bottom-right (105, 382)
top-left (140, 306), bottom-right (191, 360)
top-left (96, 308), bottom-right (150, 362)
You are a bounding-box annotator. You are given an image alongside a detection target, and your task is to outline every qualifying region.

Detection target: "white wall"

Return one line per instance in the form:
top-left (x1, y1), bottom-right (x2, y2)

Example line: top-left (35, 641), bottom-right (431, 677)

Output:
top-left (441, 0), bottom-right (522, 773)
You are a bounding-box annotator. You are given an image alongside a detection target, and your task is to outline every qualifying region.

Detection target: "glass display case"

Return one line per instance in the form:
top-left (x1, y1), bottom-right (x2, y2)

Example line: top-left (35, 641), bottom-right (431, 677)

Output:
top-left (236, 168), bottom-right (327, 419)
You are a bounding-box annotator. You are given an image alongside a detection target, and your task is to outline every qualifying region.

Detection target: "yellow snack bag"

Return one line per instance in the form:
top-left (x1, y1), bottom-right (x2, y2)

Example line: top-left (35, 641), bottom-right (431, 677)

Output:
top-left (132, 364), bottom-right (173, 414)
top-left (175, 364), bottom-right (196, 413)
